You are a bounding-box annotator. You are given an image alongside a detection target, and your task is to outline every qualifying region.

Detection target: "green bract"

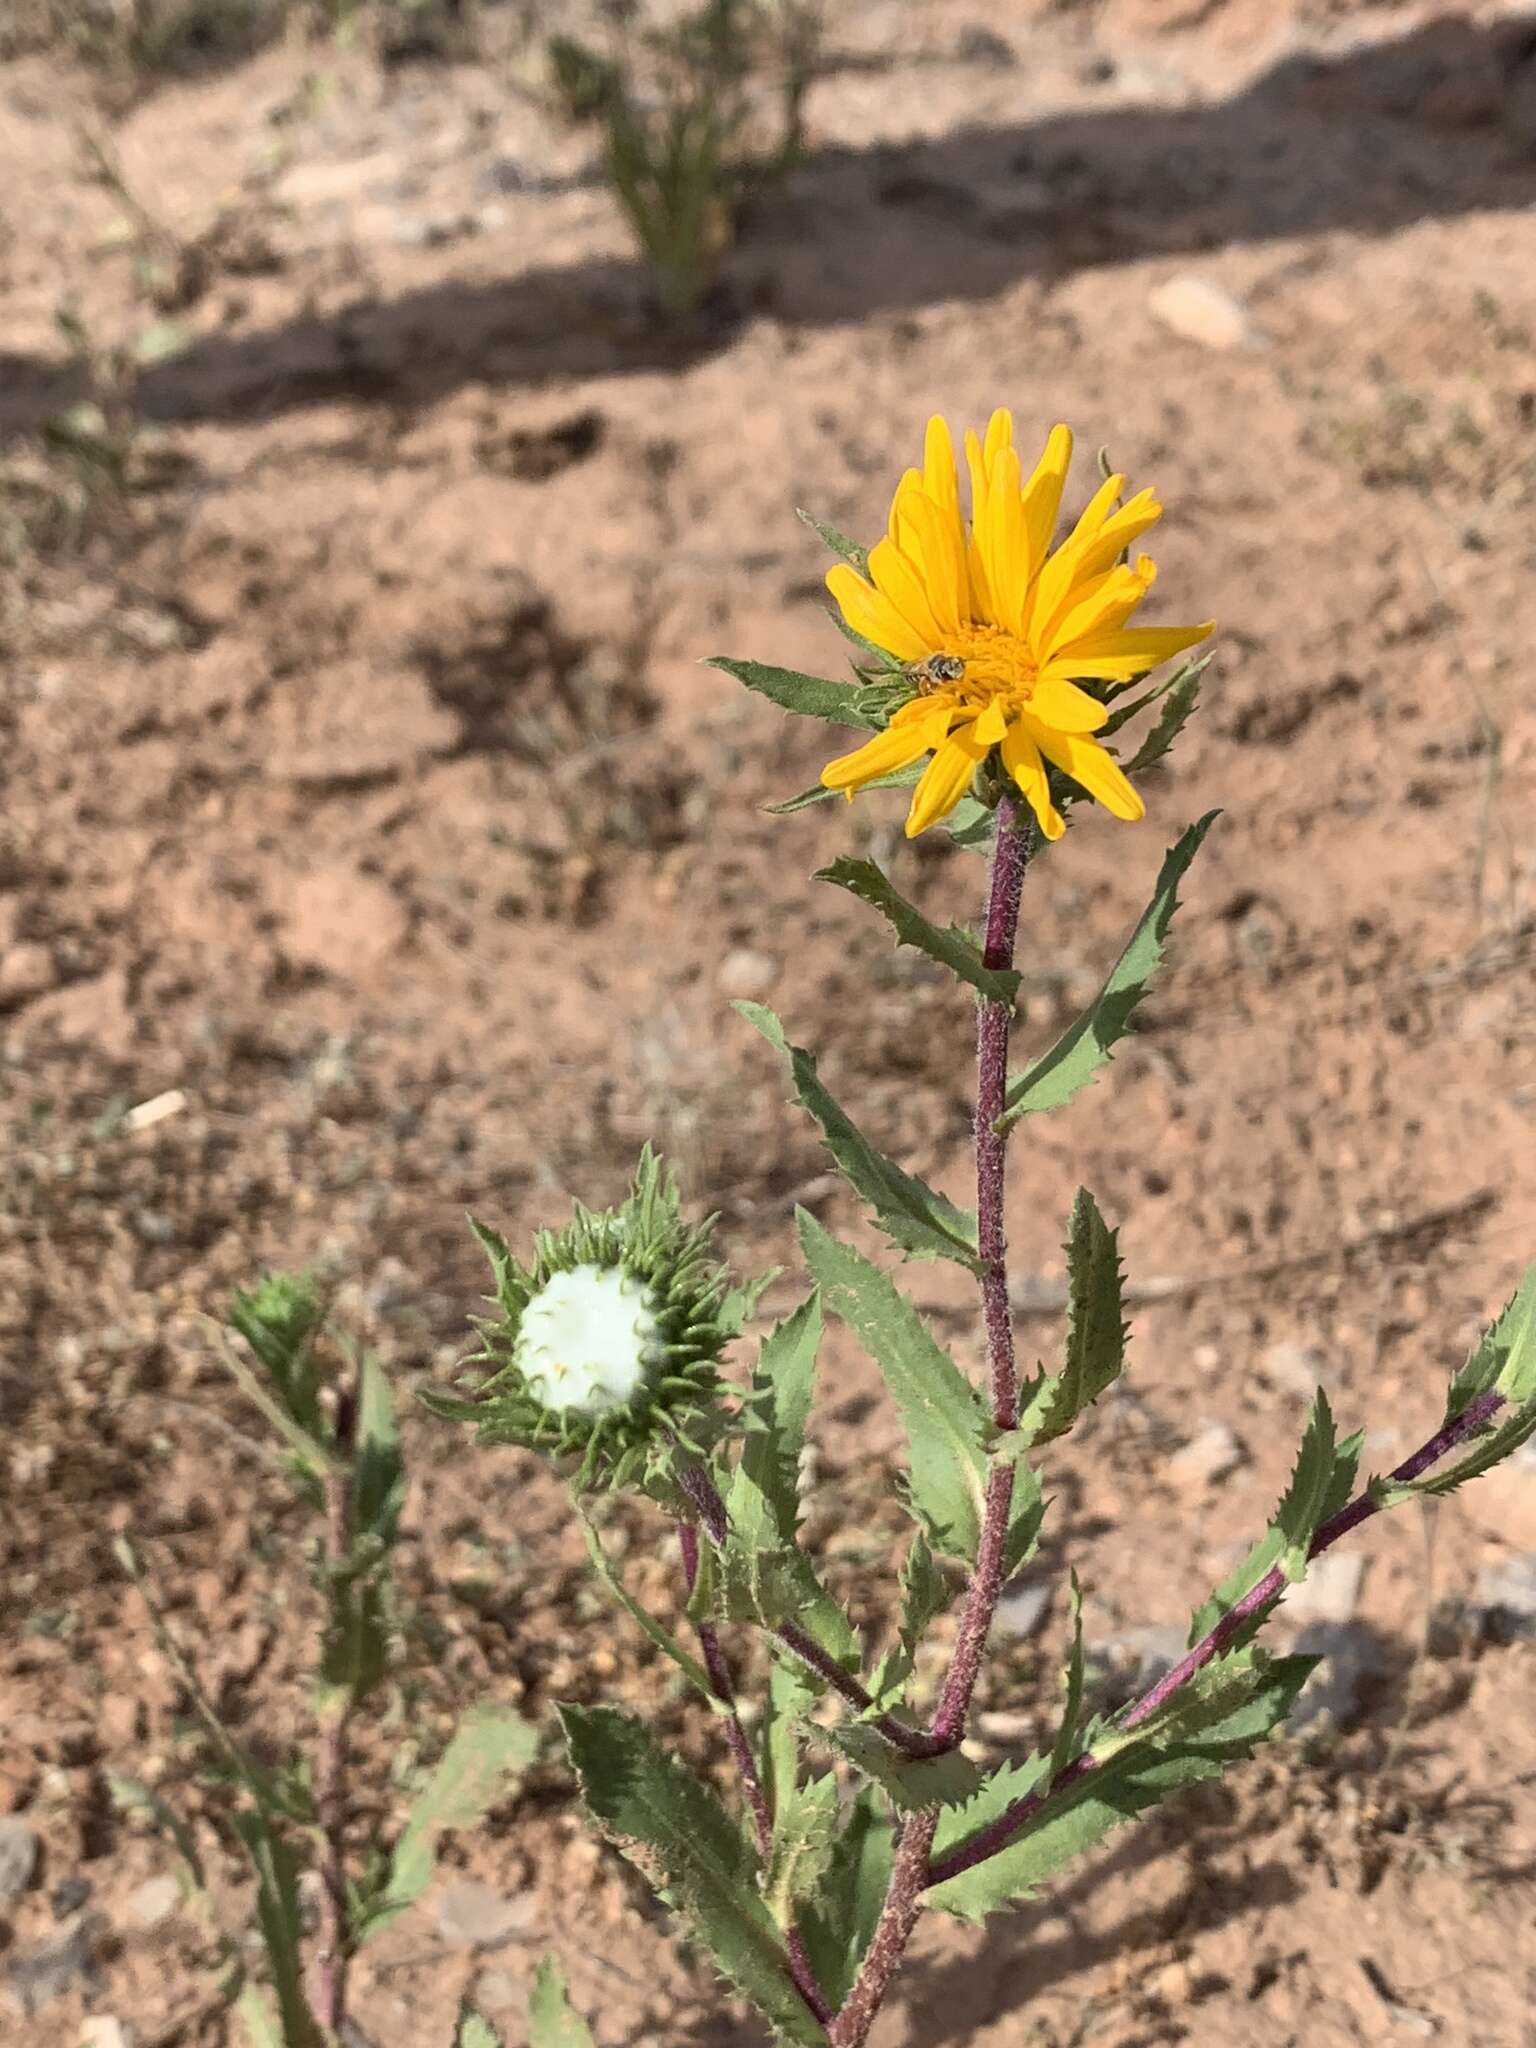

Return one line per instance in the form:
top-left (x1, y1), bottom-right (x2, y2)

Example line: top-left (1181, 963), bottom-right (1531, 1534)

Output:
top-left (430, 1149), bottom-right (734, 1491)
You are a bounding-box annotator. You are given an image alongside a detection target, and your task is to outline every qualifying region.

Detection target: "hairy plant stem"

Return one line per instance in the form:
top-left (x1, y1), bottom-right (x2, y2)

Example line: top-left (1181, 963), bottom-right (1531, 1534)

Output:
top-left (312, 1382), bottom-right (358, 2039)
top-left (925, 1385), bottom-right (1509, 1889)
top-left (674, 1459), bottom-right (947, 1759)
top-left (829, 798), bottom-right (1034, 2047)
top-left (677, 1519), bottom-right (833, 2027)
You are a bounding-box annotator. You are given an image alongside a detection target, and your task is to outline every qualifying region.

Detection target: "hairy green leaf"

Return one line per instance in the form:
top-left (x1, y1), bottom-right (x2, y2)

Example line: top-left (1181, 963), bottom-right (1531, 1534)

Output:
top-left (929, 1657), bottom-right (1313, 1921)
top-left (230, 1812), bottom-right (323, 2048)
top-left (1049, 1575), bottom-right (1087, 1783)
top-left (706, 657), bottom-right (875, 730)
top-left (767, 758), bottom-right (924, 815)
top-left (373, 1708), bottom-right (538, 1934)
top-left (1028, 1191), bottom-right (1127, 1445)
top-left (1445, 1267), bottom-right (1536, 1419)
top-left (764, 1774), bottom-right (840, 1931)
top-left (828, 1726), bottom-right (983, 1813)
top-left (525, 1958), bottom-right (595, 2048)
top-left (1121, 657), bottom-right (1208, 776)
top-left (796, 506), bottom-right (869, 573)
top-left (1370, 1401), bottom-right (1536, 1509)
top-left (1000, 813), bottom-right (1217, 1128)
top-left (559, 1705), bottom-right (824, 2044)
top-left (801, 1786), bottom-right (893, 2008)
top-left (867, 1532), bottom-right (954, 1706)
top-left (816, 856), bottom-right (1020, 1004)
top-left (1188, 1393), bottom-right (1363, 1645)
top-left (456, 2003), bottom-right (508, 2048)
top-left (1001, 1461), bottom-right (1046, 1580)
top-left (743, 1004), bottom-right (979, 1266)
top-left (798, 1212), bottom-right (990, 1558)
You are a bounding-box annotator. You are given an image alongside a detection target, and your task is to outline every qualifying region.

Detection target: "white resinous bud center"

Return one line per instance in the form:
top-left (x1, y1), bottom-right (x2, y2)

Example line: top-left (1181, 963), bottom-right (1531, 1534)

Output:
top-left (516, 1263), bottom-right (662, 1417)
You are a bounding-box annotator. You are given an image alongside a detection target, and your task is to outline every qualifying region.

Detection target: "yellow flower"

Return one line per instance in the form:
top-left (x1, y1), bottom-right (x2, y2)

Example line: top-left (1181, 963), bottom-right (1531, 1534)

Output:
top-left (820, 412), bottom-right (1214, 839)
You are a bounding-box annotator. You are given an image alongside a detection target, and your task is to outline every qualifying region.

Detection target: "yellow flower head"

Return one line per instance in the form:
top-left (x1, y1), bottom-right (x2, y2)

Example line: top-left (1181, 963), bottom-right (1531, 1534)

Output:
top-left (820, 412), bottom-right (1214, 839)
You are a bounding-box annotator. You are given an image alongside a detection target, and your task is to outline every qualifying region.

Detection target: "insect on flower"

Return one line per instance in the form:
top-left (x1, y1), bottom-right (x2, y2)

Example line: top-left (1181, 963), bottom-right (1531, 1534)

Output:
top-left (902, 653), bottom-right (968, 694)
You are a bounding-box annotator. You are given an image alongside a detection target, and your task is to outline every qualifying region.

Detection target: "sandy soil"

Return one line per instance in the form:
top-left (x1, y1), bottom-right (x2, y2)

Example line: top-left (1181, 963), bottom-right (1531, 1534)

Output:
top-left (3, 1), bottom-right (1536, 2043)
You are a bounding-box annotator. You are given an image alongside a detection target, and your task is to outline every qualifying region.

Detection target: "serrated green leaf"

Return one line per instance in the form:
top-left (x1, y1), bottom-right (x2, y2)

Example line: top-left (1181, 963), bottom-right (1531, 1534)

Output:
top-left (828, 1725), bottom-right (983, 1812)
top-left (525, 1958), bottom-right (594, 2048)
top-left (1001, 1461), bottom-right (1046, 1580)
top-left (372, 1708), bottom-right (538, 1935)
top-left (1122, 657), bottom-right (1208, 775)
top-left (767, 758), bottom-right (924, 815)
top-left (1446, 1267), bottom-right (1536, 1419)
top-left (761, 1660), bottom-right (819, 1829)
top-left (796, 506), bottom-right (869, 573)
top-left (940, 794), bottom-right (1001, 853)
top-left (867, 1532), bottom-right (954, 1707)
top-left (800, 1785), bottom-right (893, 2008)
top-left (1370, 1401), bottom-right (1536, 1508)
top-left (764, 1773), bottom-right (840, 1930)
top-left (1029, 1191), bottom-right (1127, 1446)
top-left (1000, 813), bottom-right (1217, 1128)
top-left (928, 1657), bottom-right (1313, 1922)
top-left (559, 1705), bottom-right (823, 2045)
top-left (1049, 1575), bottom-right (1087, 1782)
top-left (707, 656), bottom-right (875, 730)
top-left (815, 855), bottom-right (1020, 1004)
top-left (742, 1003), bottom-right (979, 1266)
top-left (797, 1212), bottom-right (990, 1558)
top-left (1188, 1394), bottom-right (1364, 1645)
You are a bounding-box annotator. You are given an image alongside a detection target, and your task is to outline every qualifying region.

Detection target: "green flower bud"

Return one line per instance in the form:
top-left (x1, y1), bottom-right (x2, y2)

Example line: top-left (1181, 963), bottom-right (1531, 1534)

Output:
top-left (428, 1149), bottom-right (733, 1491)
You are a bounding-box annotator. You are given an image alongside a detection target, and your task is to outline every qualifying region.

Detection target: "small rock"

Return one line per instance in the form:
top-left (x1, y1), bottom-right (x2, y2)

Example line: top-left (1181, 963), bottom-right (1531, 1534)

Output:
top-left (1474, 1553), bottom-right (1536, 1639)
top-left (1168, 1422), bottom-right (1246, 1489)
top-left (79, 2019), bottom-right (132, 2048)
top-left (127, 1873), bottom-right (182, 1930)
top-left (1284, 1553), bottom-right (1365, 1627)
top-left (956, 26), bottom-right (1014, 65)
top-left (1147, 276), bottom-right (1260, 351)
top-left (472, 1968), bottom-right (522, 2014)
top-left (435, 1880), bottom-right (533, 1952)
top-left (1261, 1340), bottom-right (1329, 1402)
top-left (50, 1873), bottom-right (92, 1919)
top-left (6, 1912), bottom-right (102, 2016)
top-left (0, 1819), bottom-right (39, 1904)
top-left (994, 1581), bottom-right (1051, 1641)
top-left (1289, 1621), bottom-right (1386, 1731)
top-left (0, 943), bottom-right (57, 1008)
top-left (1156, 1958), bottom-right (1193, 2006)
top-left (715, 947), bottom-right (777, 1000)
top-left (974, 1710), bottom-right (1035, 1746)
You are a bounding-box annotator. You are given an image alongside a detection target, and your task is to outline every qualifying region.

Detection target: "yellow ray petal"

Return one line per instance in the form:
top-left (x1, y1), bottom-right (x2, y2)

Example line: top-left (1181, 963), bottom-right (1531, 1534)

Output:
top-left (1028, 674), bottom-right (1108, 734)
top-left (895, 486), bottom-right (966, 636)
top-left (963, 429), bottom-right (997, 623)
top-left (821, 713), bottom-right (947, 793)
top-left (1043, 558), bottom-right (1156, 659)
top-left (1019, 423), bottom-right (1073, 581)
top-left (1026, 721), bottom-right (1145, 821)
top-left (1001, 721), bottom-right (1064, 840)
top-left (973, 698), bottom-right (1010, 745)
top-left (867, 536), bottom-right (947, 650)
top-left (983, 408), bottom-right (1014, 470)
top-left (923, 415), bottom-right (960, 516)
top-left (984, 443), bottom-right (1028, 637)
top-left (826, 563), bottom-right (929, 663)
top-left (1043, 619), bottom-right (1215, 684)
top-left (906, 727), bottom-right (986, 836)
top-left (1065, 488), bottom-right (1162, 584)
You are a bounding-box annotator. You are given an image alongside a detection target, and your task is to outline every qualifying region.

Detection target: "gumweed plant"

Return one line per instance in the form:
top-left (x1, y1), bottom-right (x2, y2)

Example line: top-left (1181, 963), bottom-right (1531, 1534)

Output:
top-left (433, 410), bottom-right (1536, 2046)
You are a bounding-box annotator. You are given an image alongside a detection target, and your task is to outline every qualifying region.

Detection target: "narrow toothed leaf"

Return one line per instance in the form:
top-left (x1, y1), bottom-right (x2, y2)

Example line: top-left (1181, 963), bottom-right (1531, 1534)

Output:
top-left (1000, 813), bottom-right (1217, 1129)
top-left (1445, 1267), bottom-right (1536, 1420)
top-left (1121, 656), bottom-right (1209, 775)
top-left (796, 506), bottom-right (870, 574)
top-left (1028, 1191), bottom-right (1127, 1447)
top-left (763, 1773), bottom-right (840, 1931)
top-left (742, 1003), bottom-right (979, 1267)
top-left (559, 1705), bottom-right (824, 2045)
top-left (816, 855), bottom-right (1021, 1004)
top-left (525, 1958), bottom-right (595, 2048)
top-left (800, 1786), bottom-right (892, 2008)
top-left (797, 1212), bottom-right (989, 1559)
top-left (1048, 1574), bottom-right (1087, 1783)
top-left (1187, 1392), bottom-right (1363, 1646)
top-left (707, 656), bottom-right (877, 729)
top-left (826, 1726), bottom-right (982, 1813)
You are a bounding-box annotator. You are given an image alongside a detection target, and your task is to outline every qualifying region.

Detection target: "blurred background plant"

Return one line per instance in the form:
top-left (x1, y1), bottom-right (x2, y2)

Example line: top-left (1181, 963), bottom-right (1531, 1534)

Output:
top-left (112, 1274), bottom-right (543, 2048)
top-left (546, 0), bottom-right (823, 316)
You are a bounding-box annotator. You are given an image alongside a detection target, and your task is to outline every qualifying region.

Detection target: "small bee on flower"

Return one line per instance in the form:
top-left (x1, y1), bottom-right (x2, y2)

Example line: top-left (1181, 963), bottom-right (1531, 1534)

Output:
top-left (902, 653), bottom-right (968, 694)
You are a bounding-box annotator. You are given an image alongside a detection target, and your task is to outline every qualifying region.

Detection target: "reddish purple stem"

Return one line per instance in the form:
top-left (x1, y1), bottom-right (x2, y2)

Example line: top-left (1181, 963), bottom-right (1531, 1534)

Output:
top-left (925, 1385), bottom-right (1508, 1889)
